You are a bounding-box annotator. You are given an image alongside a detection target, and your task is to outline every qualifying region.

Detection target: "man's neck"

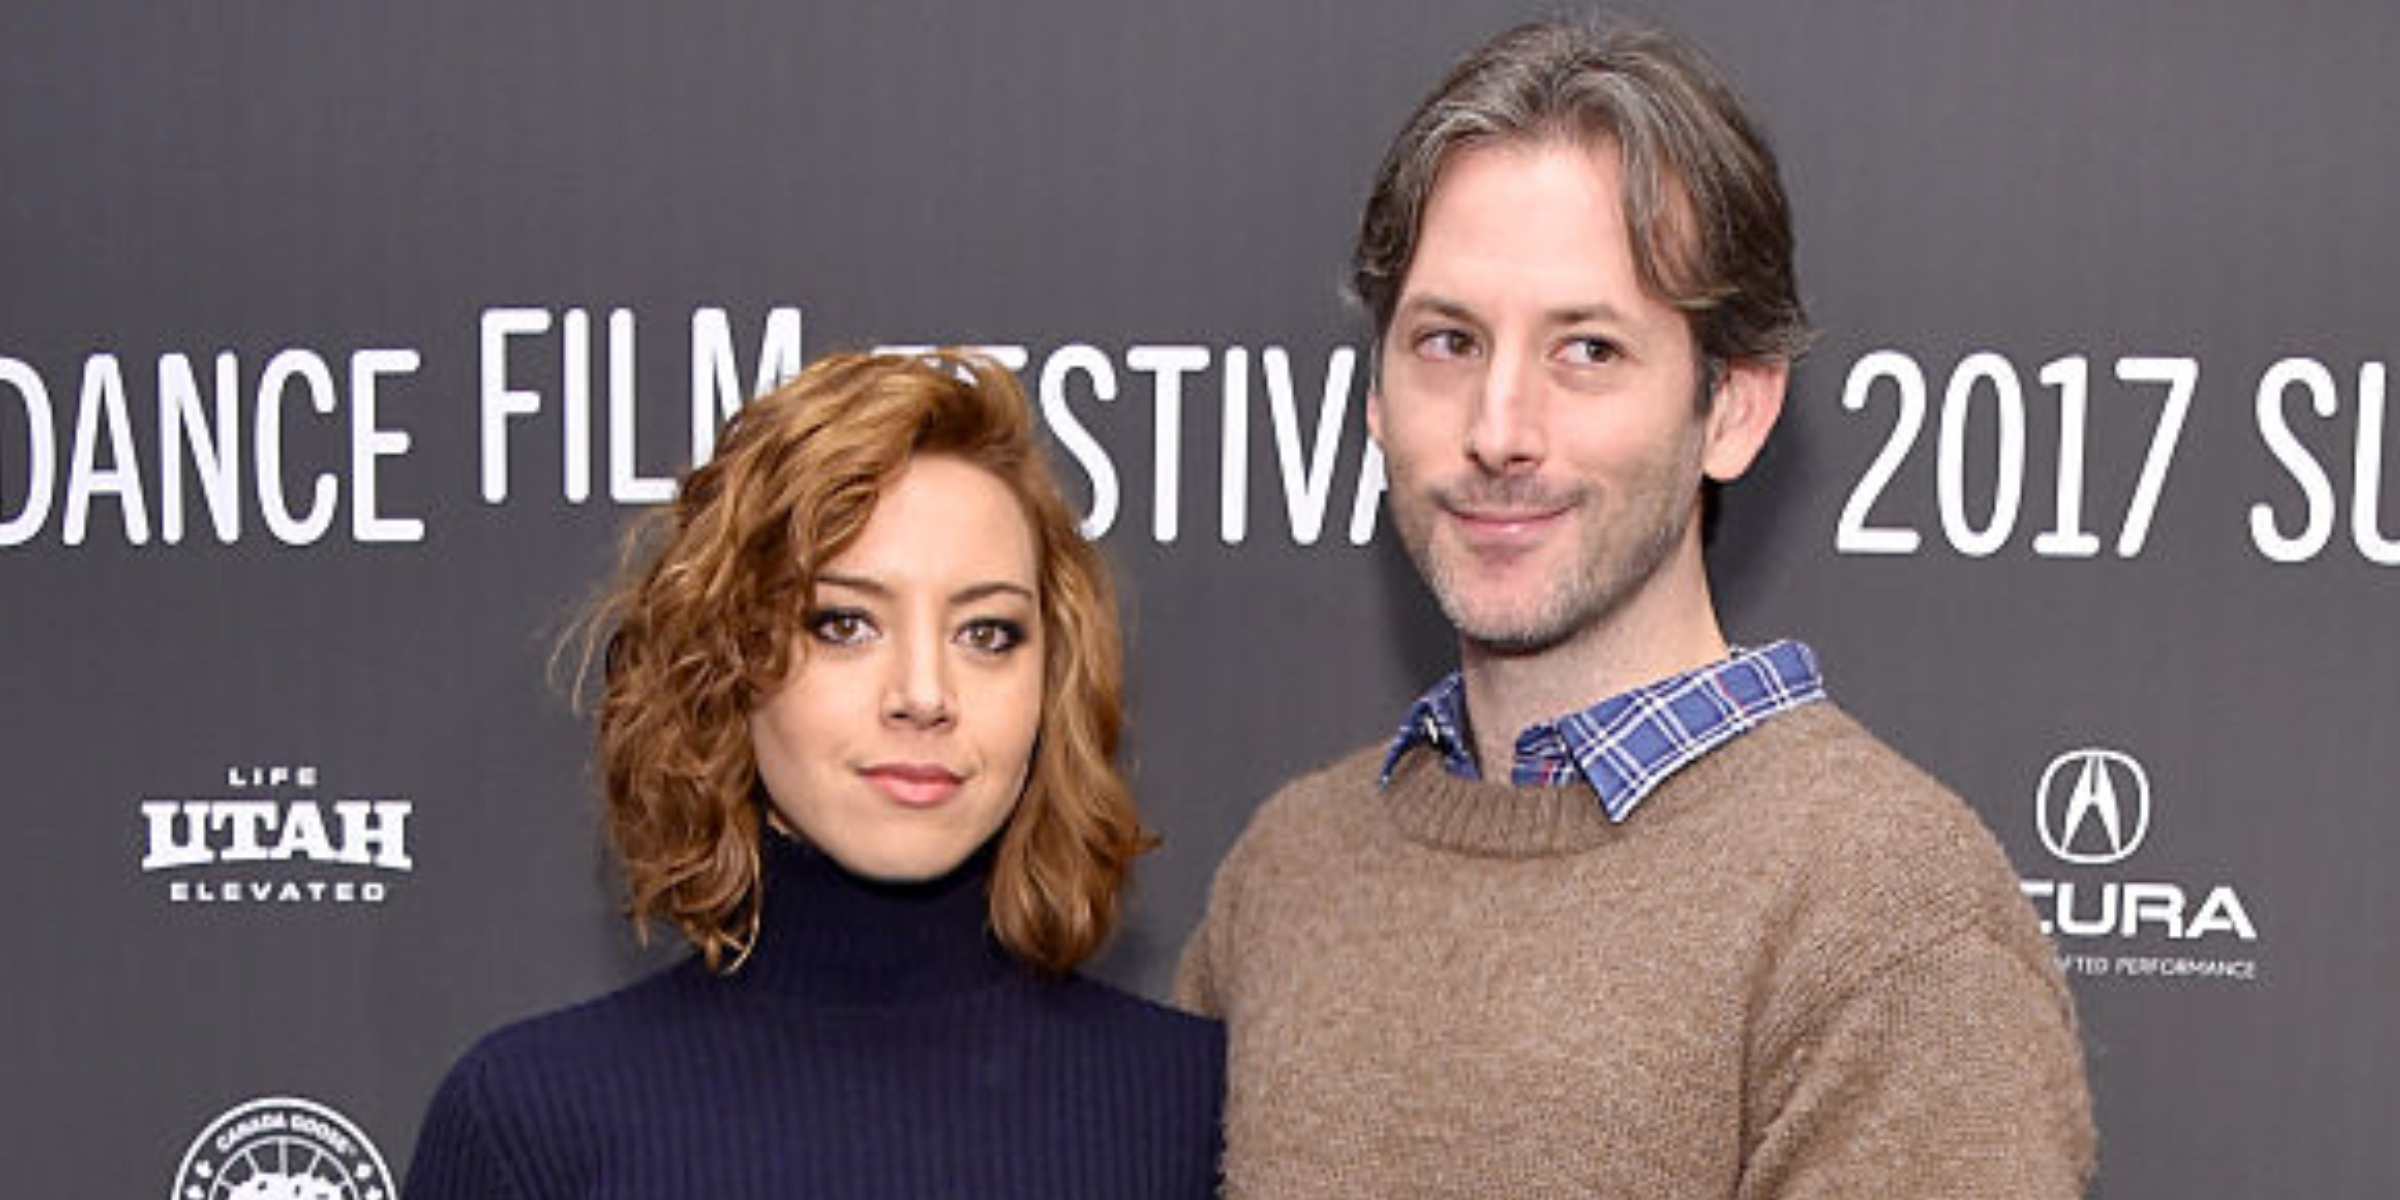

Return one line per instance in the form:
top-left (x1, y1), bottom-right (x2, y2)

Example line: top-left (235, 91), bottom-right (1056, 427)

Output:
top-left (1458, 568), bottom-right (1730, 777)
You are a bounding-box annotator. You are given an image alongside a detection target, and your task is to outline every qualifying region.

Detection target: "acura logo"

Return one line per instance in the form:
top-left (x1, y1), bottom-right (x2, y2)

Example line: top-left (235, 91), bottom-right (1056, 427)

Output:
top-left (2036, 748), bottom-right (2151, 865)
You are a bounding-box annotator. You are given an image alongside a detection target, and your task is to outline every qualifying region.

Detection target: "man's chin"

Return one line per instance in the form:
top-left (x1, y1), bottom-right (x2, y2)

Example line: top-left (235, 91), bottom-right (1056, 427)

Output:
top-left (1443, 600), bottom-right (1578, 658)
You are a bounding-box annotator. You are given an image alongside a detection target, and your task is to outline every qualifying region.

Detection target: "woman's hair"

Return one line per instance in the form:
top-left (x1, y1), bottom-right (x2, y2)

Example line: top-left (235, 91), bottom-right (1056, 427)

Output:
top-left (584, 349), bottom-right (1148, 976)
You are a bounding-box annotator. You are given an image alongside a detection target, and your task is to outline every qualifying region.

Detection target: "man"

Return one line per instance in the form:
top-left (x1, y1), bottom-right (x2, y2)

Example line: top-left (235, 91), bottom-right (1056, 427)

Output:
top-left (1176, 17), bottom-right (2094, 1199)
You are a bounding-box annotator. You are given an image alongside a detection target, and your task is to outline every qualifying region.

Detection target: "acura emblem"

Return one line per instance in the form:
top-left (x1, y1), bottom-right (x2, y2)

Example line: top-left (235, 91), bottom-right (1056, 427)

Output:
top-left (2036, 748), bottom-right (2151, 866)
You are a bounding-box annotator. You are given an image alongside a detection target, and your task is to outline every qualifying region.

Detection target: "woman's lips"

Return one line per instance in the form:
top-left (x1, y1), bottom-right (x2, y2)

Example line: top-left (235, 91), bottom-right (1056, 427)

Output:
top-left (859, 763), bottom-right (964, 807)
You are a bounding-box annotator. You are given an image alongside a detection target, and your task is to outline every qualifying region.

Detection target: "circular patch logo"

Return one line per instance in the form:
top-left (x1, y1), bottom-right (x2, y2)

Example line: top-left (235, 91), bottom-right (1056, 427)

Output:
top-left (170, 1096), bottom-right (394, 1200)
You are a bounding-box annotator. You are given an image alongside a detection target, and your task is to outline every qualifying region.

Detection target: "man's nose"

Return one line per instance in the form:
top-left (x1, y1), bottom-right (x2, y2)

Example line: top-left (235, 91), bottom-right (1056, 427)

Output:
top-left (1464, 349), bottom-right (1544, 473)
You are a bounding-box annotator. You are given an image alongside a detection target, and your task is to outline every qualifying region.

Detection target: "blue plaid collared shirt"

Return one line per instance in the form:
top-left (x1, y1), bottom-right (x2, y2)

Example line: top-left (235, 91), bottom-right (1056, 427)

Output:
top-left (1379, 639), bottom-right (1827, 823)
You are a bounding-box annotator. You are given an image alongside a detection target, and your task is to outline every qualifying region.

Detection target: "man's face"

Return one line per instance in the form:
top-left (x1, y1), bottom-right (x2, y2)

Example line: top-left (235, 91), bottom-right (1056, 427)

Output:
top-left (1369, 138), bottom-right (1779, 656)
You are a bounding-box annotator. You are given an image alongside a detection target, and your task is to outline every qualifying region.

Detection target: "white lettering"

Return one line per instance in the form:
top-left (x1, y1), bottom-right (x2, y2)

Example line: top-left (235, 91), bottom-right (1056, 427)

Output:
top-left (1220, 347), bottom-right (1250, 544)
top-left (562, 308), bottom-right (592, 502)
top-left (2353, 362), bottom-right (2398, 564)
top-left (1347, 439), bottom-right (1386, 545)
top-left (140, 801), bottom-right (213, 870)
top-left (2120, 881), bottom-right (2185, 936)
top-left (2054, 880), bottom-right (2117, 937)
top-left (159, 353), bottom-right (241, 543)
top-left (0, 357), bottom-right (56, 545)
top-left (255, 349), bottom-right (339, 545)
top-left (2022, 878), bottom-right (2258, 942)
top-left (607, 309), bottom-right (674, 503)
top-left (2251, 357), bottom-right (2339, 563)
top-left (336, 800), bottom-right (414, 869)
top-left (144, 798), bottom-right (411, 871)
top-left (349, 349), bottom-right (422, 542)
top-left (270, 803), bottom-right (337, 861)
top-left (2186, 885), bottom-right (2259, 940)
top-left (690, 307), bottom-right (804, 466)
top-left (870, 344), bottom-right (1032, 372)
top-left (212, 801), bottom-right (281, 862)
top-left (1040, 344), bottom-right (1119, 538)
top-left (1834, 350), bottom-right (1928, 555)
top-left (1127, 345), bottom-right (1207, 544)
top-left (64, 354), bottom-right (151, 545)
top-left (1262, 346), bottom-right (1358, 546)
top-left (479, 307), bottom-right (550, 503)
top-left (1935, 351), bottom-right (2024, 557)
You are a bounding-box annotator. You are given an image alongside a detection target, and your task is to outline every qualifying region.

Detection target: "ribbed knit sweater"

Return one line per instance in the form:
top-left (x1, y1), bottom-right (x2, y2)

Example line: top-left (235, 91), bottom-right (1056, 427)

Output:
top-left (1177, 702), bottom-right (2093, 1199)
top-left (406, 833), bottom-right (1223, 1200)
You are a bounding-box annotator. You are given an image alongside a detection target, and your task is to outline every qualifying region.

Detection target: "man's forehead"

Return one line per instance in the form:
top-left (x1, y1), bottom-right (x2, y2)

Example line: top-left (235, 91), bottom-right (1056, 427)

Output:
top-left (1392, 141), bottom-right (1684, 333)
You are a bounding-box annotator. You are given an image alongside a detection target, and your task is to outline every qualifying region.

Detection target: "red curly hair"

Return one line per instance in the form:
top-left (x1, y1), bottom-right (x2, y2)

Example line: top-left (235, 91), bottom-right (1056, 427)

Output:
top-left (584, 350), bottom-right (1149, 975)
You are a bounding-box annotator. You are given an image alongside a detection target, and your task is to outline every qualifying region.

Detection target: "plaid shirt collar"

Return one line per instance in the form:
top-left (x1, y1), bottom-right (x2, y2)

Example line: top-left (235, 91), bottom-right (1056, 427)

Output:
top-left (1380, 639), bottom-right (1827, 823)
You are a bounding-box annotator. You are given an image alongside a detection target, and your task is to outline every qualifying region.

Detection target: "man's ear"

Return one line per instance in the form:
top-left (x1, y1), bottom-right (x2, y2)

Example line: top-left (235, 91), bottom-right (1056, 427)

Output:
top-left (1700, 358), bottom-right (1787, 482)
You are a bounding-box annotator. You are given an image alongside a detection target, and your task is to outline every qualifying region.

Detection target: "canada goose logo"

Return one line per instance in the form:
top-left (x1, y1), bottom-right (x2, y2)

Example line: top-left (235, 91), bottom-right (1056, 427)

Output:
top-left (2035, 748), bottom-right (2150, 866)
top-left (170, 1096), bottom-right (394, 1200)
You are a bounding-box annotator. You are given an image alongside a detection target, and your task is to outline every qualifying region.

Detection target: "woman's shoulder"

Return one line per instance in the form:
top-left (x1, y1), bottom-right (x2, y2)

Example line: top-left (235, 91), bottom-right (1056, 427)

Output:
top-left (407, 963), bottom-right (723, 1190)
top-left (1028, 973), bottom-right (1226, 1087)
top-left (1020, 974), bottom-right (1225, 1131)
top-left (405, 970), bottom-right (652, 1198)
top-left (1048, 973), bottom-right (1222, 1036)
top-left (439, 961), bottom-right (710, 1089)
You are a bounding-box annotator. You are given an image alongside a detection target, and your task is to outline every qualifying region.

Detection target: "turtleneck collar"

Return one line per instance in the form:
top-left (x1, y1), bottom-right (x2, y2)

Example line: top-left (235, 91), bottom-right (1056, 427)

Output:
top-left (723, 829), bottom-right (1022, 1005)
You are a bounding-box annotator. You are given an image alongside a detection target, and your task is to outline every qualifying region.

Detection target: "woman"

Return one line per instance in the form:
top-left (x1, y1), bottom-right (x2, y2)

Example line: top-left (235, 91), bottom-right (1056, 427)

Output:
top-left (406, 351), bottom-right (1223, 1199)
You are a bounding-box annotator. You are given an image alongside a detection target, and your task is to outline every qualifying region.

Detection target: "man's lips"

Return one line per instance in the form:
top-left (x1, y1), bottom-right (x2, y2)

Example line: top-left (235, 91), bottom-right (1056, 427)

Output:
top-left (859, 763), bottom-right (965, 807)
top-left (1442, 502), bottom-right (1571, 546)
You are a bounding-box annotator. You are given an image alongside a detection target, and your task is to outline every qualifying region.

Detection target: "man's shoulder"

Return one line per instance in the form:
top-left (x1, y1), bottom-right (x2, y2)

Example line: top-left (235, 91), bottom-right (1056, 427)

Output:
top-left (1700, 701), bottom-right (2050, 960)
top-left (1246, 741), bottom-right (1391, 833)
top-left (1203, 741), bottom-right (1390, 884)
top-left (1710, 701), bottom-right (1988, 845)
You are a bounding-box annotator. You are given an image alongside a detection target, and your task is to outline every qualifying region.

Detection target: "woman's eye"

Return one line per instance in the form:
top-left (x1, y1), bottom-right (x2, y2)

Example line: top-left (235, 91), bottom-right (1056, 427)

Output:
top-left (805, 609), bottom-right (875, 646)
top-left (1413, 328), bottom-right (1479, 361)
top-left (957, 618), bottom-right (1027, 656)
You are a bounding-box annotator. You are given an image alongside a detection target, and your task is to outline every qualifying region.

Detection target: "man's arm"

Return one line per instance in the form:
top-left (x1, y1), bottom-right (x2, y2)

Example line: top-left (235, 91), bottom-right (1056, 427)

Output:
top-left (1171, 914), bottom-right (1221, 1016)
top-left (1738, 916), bottom-right (2095, 1200)
top-left (1172, 847), bottom-right (1238, 1017)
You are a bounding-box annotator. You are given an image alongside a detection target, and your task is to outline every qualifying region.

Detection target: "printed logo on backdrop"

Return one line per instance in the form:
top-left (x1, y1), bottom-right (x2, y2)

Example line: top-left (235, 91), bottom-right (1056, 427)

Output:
top-left (2035, 748), bottom-right (2150, 865)
top-left (2021, 746), bottom-right (2261, 983)
top-left (171, 1096), bottom-right (394, 1200)
top-left (139, 765), bottom-right (412, 906)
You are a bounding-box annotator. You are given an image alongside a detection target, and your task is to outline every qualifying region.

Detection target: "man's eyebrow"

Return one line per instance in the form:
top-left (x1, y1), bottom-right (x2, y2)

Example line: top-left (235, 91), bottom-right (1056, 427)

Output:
top-left (1546, 301), bottom-right (1636, 327)
top-left (1394, 293), bottom-right (1637, 328)
top-left (1393, 294), bottom-right (1482, 323)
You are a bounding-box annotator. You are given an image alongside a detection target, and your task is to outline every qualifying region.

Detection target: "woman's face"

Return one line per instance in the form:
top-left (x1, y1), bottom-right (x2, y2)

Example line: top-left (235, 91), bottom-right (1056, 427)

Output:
top-left (749, 454), bottom-right (1045, 881)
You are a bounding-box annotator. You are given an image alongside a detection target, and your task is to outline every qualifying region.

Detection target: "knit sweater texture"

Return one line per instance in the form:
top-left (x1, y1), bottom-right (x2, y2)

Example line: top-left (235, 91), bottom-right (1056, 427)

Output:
top-left (407, 833), bottom-right (1223, 1200)
top-left (1177, 702), bottom-right (2093, 1199)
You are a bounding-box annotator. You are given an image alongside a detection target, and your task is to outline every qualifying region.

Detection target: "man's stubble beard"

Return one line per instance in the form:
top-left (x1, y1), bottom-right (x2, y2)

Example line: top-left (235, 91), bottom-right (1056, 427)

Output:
top-left (1389, 457), bottom-right (1702, 659)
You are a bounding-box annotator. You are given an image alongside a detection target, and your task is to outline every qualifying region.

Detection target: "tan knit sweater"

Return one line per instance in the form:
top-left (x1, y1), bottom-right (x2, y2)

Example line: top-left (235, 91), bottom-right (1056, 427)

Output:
top-left (1176, 702), bottom-right (2093, 1199)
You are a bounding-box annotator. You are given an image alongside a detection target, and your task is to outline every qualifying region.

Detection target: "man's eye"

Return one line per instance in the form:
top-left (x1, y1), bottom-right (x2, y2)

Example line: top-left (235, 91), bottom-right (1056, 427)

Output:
top-left (958, 618), bottom-right (1028, 656)
top-left (805, 609), bottom-right (875, 646)
top-left (1414, 328), bottom-right (1479, 360)
top-left (1560, 337), bottom-right (1620, 366)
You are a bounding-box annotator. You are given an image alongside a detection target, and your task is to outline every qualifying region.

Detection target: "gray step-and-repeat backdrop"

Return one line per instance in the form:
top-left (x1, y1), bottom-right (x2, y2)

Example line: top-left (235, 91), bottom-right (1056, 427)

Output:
top-left (5, 2), bottom-right (2392, 1196)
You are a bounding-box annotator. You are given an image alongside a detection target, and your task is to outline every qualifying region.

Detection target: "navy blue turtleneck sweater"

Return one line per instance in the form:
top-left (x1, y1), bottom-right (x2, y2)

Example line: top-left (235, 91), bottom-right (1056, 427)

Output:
top-left (404, 834), bottom-right (1223, 1199)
